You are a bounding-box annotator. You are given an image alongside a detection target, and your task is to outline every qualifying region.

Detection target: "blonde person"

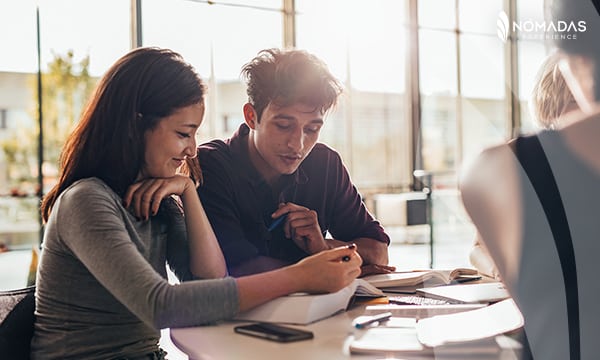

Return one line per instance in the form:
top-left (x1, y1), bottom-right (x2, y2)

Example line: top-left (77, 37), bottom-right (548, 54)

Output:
top-left (468, 52), bottom-right (579, 280)
top-left (529, 52), bottom-right (579, 129)
top-left (32, 47), bottom-right (361, 359)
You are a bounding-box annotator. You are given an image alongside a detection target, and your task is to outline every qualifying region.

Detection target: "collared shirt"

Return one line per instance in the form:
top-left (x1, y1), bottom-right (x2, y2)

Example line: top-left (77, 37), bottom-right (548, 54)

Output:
top-left (197, 123), bottom-right (390, 267)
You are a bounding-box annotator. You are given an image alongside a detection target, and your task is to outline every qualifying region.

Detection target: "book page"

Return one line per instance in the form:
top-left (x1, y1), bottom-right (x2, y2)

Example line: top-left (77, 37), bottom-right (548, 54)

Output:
top-left (354, 278), bottom-right (384, 296)
top-left (362, 271), bottom-right (451, 288)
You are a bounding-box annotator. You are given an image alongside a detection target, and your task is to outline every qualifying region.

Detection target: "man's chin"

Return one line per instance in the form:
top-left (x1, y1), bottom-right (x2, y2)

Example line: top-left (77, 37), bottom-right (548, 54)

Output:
top-left (279, 166), bottom-right (300, 175)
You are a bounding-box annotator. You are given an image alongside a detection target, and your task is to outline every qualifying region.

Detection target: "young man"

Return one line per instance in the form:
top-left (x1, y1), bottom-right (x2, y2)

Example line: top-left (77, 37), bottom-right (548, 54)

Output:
top-left (196, 48), bottom-right (393, 276)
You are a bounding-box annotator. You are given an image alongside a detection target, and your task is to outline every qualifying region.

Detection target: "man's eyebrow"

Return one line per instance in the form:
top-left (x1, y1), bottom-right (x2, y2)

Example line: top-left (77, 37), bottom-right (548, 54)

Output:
top-left (272, 115), bottom-right (323, 124)
top-left (273, 114), bottom-right (296, 121)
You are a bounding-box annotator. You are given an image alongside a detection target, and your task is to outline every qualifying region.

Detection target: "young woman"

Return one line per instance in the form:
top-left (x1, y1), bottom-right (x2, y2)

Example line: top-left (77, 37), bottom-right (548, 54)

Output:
top-left (32, 47), bottom-right (361, 359)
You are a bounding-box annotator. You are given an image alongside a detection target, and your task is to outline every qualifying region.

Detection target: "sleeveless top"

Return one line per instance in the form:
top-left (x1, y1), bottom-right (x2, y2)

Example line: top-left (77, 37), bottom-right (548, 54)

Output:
top-left (509, 131), bottom-right (600, 360)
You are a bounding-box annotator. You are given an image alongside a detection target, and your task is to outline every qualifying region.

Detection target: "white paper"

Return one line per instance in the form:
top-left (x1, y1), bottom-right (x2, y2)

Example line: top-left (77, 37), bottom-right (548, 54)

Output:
top-left (416, 298), bottom-right (524, 347)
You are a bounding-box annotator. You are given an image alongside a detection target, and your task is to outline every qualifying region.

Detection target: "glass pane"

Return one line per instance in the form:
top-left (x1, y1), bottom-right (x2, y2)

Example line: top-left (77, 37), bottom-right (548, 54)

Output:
top-left (419, 30), bottom-right (457, 96)
top-left (418, 0), bottom-right (456, 30)
top-left (0, 1), bottom-right (38, 73)
top-left (36, 0), bottom-right (129, 196)
top-left (296, 0), bottom-right (407, 86)
top-left (517, 0), bottom-right (546, 23)
top-left (38, 0), bottom-right (130, 76)
top-left (421, 95), bottom-right (457, 172)
top-left (143, 0), bottom-right (282, 141)
top-left (349, 93), bottom-right (408, 188)
top-left (419, 29), bottom-right (458, 174)
top-left (296, 0), bottom-right (348, 82)
top-left (0, 0), bottom-right (129, 255)
top-left (459, 34), bottom-right (504, 99)
top-left (347, 2), bottom-right (406, 93)
top-left (461, 97), bottom-right (507, 163)
top-left (459, 0), bottom-right (504, 35)
top-left (297, 0), bottom-right (410, 189)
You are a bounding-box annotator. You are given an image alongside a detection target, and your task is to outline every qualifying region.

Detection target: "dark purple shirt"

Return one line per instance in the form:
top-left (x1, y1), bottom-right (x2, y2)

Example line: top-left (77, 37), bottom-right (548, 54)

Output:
top-left (197, 124), bottom-right (389, 267)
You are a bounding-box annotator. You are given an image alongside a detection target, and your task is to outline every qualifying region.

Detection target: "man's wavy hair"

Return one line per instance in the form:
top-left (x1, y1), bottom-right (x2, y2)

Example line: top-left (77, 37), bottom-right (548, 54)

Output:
top-left (241, 48), bottom-right (343, 120)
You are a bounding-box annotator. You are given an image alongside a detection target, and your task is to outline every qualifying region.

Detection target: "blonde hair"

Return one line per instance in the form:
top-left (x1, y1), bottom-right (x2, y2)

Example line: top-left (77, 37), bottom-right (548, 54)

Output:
top-left (529, 53), bottom-right (576, 129)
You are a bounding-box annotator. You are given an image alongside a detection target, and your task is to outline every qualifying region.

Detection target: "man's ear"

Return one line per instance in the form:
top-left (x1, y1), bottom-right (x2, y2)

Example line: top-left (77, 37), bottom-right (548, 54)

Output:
top-left (243, 103), bottom-right (258, 129)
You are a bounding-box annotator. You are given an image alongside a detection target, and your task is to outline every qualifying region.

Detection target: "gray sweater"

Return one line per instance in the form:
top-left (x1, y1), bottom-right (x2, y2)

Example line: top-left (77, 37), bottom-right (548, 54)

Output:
top-left (31, 178), bottom-right (239, 359)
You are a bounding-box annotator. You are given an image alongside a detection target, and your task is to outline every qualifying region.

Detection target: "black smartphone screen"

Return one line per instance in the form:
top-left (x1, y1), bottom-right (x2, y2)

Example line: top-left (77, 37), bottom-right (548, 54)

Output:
top-left (234, 323), bottom-right (314, 343)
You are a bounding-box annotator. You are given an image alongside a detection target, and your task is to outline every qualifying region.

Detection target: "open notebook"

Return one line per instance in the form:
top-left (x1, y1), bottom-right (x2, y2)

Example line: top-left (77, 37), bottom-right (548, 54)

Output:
top-left (362, 268), bottom-right (480, 291)
top-left (349, 299), bottom-right (524, 355)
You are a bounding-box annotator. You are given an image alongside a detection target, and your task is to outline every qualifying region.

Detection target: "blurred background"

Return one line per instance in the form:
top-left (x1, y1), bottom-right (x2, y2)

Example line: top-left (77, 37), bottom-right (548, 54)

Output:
top-left (0, 0), bottom-right (554, 290)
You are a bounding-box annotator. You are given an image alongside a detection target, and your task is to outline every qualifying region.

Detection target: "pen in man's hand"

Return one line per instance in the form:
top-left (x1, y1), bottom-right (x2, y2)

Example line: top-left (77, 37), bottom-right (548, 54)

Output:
top-left (267, 213), bottom-right (288, 232)
top-left (353, 312), bottom-right (392, 329)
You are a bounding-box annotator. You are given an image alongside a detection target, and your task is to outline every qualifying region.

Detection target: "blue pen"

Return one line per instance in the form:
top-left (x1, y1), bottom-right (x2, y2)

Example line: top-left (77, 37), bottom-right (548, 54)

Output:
top-left (353, 312), bottom-right (392, 329)
top-left (267, 213), bottom-right (288, 232)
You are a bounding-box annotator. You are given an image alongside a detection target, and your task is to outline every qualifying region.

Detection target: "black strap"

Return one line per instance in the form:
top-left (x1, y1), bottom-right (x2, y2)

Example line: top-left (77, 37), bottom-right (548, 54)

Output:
top-left (511, 136), bottom-right (580, 360)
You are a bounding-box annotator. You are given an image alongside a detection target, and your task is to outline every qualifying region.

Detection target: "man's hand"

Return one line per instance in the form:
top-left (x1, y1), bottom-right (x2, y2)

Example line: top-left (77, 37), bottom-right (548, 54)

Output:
top-left (272, 202), bottom-right (329, 255)
top-left (359, 264), bottom-right (396, 277)
top-left (123, 175), bottom-right (194, 221)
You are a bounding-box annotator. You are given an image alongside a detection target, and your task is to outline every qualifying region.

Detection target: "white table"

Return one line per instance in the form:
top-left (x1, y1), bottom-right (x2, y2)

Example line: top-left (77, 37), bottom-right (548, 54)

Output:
top-left (170, 304), bottom-right (522, 360)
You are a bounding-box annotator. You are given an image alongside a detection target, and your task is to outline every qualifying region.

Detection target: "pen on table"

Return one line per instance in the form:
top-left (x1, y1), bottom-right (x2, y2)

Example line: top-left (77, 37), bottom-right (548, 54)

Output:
top-left (267, 213), bottom-right (288, 232)
top-left (353, 312), bottom-right (393, 329)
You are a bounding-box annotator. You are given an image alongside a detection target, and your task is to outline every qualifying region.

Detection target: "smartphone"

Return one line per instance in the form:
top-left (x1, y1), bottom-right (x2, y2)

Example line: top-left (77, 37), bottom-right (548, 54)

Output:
top-left (234, 323), bottom-right (314, 343)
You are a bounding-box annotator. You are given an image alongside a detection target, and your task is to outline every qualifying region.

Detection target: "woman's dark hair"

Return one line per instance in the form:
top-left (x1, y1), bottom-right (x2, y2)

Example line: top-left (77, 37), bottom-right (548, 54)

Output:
top-left (552, 0), bottom-right (600, 100)
top-left (41, 47), bottom-right (205, 222)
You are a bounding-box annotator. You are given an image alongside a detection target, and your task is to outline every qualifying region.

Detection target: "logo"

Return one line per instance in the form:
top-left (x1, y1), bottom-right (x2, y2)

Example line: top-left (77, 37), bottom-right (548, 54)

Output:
top-left (496, 11), bottom-right (586, 42)
top-left (497, 11), bottom-right (510, 43)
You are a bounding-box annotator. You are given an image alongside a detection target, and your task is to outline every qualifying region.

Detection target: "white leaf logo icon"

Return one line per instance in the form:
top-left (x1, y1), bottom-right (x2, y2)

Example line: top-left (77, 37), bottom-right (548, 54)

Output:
top-left (497, 11), bottom-right (509, 43)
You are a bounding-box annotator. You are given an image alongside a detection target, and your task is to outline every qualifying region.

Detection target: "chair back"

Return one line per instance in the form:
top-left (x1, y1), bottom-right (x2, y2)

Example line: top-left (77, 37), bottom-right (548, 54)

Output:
top-left (0, 286), bottom-right (35, 360)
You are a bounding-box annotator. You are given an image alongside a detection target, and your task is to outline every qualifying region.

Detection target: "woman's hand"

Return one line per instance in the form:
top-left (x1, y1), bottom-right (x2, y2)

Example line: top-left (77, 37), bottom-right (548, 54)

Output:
top-left (289, 244), bottom-right (363, 294)
top-left (235, 245), bottom-right (362, 312)
top-left (123, 175), bottom-right (195, 220)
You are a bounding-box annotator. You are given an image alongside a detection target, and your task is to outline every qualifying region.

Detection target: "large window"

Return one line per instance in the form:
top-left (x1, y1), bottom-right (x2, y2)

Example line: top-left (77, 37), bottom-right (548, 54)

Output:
top-left (419, 0), bottom-right (508, 183)
top-left (0, 0), bottom-right (129, 249)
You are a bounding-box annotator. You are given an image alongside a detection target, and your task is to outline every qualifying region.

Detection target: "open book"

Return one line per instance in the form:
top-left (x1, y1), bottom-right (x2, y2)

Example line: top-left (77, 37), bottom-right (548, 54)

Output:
top-left (235, 279), bottom-right (384, 325)
top-left (362, 268), bottom-right (479, 289)
top-left (349, 298), bottom-right (524, 355)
